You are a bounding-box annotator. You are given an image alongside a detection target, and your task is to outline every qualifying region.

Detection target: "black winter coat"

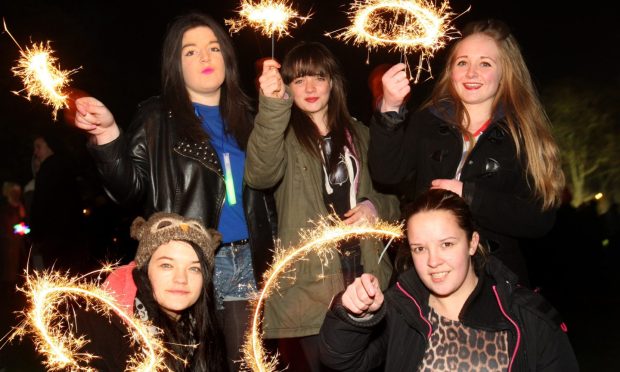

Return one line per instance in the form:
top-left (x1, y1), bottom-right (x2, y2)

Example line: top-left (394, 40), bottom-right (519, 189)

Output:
top-left (368, 105), bottom-right (556, 282)
top-left (88, 97), bottom-right (276, 282)
top-left (319, 257), bottom-right (579, 371)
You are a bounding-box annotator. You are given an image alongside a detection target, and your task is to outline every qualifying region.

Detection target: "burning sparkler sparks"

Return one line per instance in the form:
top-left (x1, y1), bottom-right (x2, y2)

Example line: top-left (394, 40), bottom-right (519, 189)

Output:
top-left (241, 215), bottom-right (403, 372)
top-left (6, 267), bottom-right (169, 371)
top-left (226, 0), bottom-right (310, 58)
top-left (326, 0), bottom-right (462, 83)
top-left (226, 0), bottom-right (309, 38)
top-left (3, 19), bottom-right (78, 120)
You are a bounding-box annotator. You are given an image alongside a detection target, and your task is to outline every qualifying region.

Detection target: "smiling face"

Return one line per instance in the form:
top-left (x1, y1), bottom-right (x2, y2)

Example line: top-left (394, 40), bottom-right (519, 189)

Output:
top-left (450, 33), bottom-right (503, 114)
top-left (147, 240), bottom-right (203, 320)
top-left (407, 210), bottom-right (479, 301)
top-left (181, 26), bottom-right (225, 105)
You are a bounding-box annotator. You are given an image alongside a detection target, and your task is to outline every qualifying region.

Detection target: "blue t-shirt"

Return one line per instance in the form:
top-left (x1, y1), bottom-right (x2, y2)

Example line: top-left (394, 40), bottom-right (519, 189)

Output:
top-left (194, 103), bottom-right (249, 243)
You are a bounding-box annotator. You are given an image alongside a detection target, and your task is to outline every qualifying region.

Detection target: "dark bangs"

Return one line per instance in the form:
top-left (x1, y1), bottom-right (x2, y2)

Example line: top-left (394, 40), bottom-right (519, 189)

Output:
top-left (281, 47), bottom-right (332, 83)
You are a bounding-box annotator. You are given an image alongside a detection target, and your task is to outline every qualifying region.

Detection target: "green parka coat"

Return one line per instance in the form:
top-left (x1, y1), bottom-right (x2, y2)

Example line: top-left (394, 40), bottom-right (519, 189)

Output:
top-left (245, 93), bottom-right (400, 338)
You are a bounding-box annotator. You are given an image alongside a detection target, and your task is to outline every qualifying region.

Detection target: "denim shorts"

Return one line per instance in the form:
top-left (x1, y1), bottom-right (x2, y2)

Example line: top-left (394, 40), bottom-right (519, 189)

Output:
top-left (213, 242), bottom-right (257, 310)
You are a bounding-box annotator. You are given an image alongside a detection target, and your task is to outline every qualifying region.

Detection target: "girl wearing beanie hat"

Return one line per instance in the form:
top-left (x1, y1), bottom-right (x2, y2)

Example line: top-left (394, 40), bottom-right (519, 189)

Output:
top-left (73, 11), bottom-right (277, 370)
top-left (75, 212), bottom-right (227, 371)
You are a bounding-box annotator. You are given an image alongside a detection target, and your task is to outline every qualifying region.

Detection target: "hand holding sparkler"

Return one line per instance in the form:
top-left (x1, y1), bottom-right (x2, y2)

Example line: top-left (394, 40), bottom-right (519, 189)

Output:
top-left (74, 96), bottom-right (120, 145)
top-left (258, 59), bottom-right (286, 99)
top-left (380, 63), bottom-right (411, 112)
top-left (341, 273), bottom-right (384, 317)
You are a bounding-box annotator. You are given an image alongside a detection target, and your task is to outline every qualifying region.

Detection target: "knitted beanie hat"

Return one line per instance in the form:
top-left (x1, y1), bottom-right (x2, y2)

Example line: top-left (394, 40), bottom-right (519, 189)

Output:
top-left (130, 212), bottom-right (222, 269)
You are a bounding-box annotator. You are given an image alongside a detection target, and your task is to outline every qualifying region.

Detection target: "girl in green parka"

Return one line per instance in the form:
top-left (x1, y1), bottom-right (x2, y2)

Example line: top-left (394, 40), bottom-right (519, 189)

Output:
top-left (245, 42), bottom-right (399, 371)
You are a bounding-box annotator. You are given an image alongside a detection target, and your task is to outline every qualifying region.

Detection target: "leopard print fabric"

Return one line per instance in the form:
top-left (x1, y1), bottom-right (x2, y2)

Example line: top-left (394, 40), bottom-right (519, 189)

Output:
top-left (418, 307), bottom-right (510, 371)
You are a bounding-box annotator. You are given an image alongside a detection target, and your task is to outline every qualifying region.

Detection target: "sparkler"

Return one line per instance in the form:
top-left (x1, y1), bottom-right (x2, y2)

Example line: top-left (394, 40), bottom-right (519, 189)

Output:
top-left (225, 0), bottom-right (311, 58)
top-left (6, 267), bottom-right (169, 371)
top-left (241, 215), bottom-right (403, 372)
top-left (3, 19), bottom-right (78, 120)
top-left (326, 0), bottom-right (462, 83)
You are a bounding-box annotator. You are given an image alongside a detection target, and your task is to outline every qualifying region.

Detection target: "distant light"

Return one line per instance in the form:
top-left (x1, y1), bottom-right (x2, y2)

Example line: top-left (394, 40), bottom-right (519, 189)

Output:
top-left (82, 208), bottom-right (91, 216)
top-left (14, 222), bottom-right (30, 235)
top-left (595, 193), bottom-right (603, 200)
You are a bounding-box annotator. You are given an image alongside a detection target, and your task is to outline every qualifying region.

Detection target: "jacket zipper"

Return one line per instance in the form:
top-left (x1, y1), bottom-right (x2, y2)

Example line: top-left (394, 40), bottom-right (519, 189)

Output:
top-left (492, 285), bottom-right (521, 372)
top-left (396, 282), bottom-right (433, 338)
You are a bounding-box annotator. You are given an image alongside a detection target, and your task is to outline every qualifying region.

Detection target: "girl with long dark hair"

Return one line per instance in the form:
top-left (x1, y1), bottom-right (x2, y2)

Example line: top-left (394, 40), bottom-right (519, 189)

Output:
top-left (73, 11), bottom-right (276, 370)
top-left (245, 42), bottom-right (399, 371)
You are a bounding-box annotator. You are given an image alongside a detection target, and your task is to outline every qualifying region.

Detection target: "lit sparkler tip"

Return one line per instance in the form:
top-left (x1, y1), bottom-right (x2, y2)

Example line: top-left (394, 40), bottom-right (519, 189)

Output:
top-left (225, 0), bottom-right (311, 39)
top-left (10, 41), bottom-right (79, 120)
top-left (8, 267), bottom-right (169, 371)
top-left (243, 215), bottom-right (403, 371)
top-left (327, 0), bottom-right (461, 83)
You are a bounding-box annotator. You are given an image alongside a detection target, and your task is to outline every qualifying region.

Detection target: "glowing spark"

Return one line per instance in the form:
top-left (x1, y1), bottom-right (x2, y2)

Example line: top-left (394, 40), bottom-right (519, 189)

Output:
top-left (3, 19), bottom-right (78, 120)
top-left (241, 215), bottom-right (403, 371)
top-left (326, 0), bottom-right (461, 83)
top-left (225, 0), bottom-right (310, 38)
top-left (7, 267), bottom-right (169, 371)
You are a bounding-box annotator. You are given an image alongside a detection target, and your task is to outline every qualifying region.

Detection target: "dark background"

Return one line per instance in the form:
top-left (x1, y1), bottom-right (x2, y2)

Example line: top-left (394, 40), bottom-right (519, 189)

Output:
top-left (0, 0), bottom-right (617, 186)
top-left (0, 1), bottom-right (618, 370)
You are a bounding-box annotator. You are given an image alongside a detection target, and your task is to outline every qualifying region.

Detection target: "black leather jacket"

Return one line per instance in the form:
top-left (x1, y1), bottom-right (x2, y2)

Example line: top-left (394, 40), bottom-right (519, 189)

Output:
top-left (88, 96), bottom-right (276, 282)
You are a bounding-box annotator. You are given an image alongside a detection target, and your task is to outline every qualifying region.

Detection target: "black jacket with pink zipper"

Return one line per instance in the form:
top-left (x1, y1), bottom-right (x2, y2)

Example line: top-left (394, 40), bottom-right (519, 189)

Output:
top-left (319, 256), bottom-right (578, 371)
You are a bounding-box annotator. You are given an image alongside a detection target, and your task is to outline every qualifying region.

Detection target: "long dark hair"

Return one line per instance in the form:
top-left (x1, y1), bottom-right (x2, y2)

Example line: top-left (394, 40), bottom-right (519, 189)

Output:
top-left (396, 189), bottom-right (486, 273)
top-left (161, 11), bottom-right (253, 149)
top-left (133, 241), bottom-right (226, 371)
top-left (280, 42), bottom-right (356, 163)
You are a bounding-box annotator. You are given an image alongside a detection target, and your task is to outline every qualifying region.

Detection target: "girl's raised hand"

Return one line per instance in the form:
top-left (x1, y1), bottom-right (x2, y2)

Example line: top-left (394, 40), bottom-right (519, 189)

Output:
top-left (74, 96), bottom-right (119, 145)
top-left (259, 59), bottom-right (285, 99)
top-left (341, 273), bottom-right (384, 317)
top-left (380, 63), bottom-right (410, 113)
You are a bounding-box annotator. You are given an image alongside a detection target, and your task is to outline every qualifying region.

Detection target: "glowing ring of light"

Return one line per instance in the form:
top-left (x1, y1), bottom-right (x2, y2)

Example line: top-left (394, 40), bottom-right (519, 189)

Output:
top-left (354, 2), bottom-right (443, 49)
top-left (18, 273), bottom-right (167, 371)
top-left (243, 222), bottom-right (403, 372)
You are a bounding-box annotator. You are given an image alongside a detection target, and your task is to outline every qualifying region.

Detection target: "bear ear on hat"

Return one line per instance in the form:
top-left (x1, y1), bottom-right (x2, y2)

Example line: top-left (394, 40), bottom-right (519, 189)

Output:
top-left (130, 216), bottom-right (147, 240)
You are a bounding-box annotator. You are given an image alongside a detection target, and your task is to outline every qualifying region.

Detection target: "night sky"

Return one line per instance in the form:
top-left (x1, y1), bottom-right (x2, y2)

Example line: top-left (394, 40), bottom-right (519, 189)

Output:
top-left (0, 0), bottom-right (617, 186)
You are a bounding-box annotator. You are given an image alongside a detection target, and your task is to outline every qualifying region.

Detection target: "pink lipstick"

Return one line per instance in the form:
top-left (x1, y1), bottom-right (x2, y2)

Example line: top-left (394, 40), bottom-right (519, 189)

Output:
top-left (202, 67), bottom-right (214, 75)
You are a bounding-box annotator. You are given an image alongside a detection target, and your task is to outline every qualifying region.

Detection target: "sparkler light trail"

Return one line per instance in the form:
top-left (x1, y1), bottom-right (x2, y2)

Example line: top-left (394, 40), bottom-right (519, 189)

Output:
top-left (326, 0), bottom-right (461, 83)
top-left (6, 267), bottom-right (169, 371)
top-left (241, 215), bottom-right (403, 372)
top-left (225, 0), bottom-right (311, 57)
top-left (3, 19), bottom-right (78, 120)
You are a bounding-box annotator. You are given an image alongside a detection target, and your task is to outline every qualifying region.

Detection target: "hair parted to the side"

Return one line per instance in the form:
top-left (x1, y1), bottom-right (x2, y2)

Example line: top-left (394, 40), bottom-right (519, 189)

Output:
top-left (280, 41), bottom-right (356, 163)
top-left (161, 11), bottom-right (254, 149)
top-left (395, 189), bottom-right (487, 273)
top-left (424, 19), bottom-right (564, 209)
top-left (133, 241), bottom-right (226, 371)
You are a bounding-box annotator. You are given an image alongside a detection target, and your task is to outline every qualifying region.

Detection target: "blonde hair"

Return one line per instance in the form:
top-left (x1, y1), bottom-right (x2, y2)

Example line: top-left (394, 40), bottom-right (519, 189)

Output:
top-left (425, 19), bottom-right (564, 209)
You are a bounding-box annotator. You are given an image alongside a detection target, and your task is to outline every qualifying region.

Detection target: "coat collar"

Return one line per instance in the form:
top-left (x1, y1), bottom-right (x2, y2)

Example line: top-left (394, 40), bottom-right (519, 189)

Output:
top-left (391, 256), bottom-right (517, 332)
top-left (428, 98), bottom-right (507, 124)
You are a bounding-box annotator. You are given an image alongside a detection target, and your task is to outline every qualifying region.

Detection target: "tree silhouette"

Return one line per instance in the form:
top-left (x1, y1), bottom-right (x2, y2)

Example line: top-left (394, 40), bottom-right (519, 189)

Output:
top-left (543, 78), bottom-right (620, 207)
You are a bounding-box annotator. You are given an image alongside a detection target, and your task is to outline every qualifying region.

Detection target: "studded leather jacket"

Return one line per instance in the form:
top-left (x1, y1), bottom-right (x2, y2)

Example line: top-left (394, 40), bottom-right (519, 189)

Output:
top-left (87, 96), bottom-right (277, 282)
